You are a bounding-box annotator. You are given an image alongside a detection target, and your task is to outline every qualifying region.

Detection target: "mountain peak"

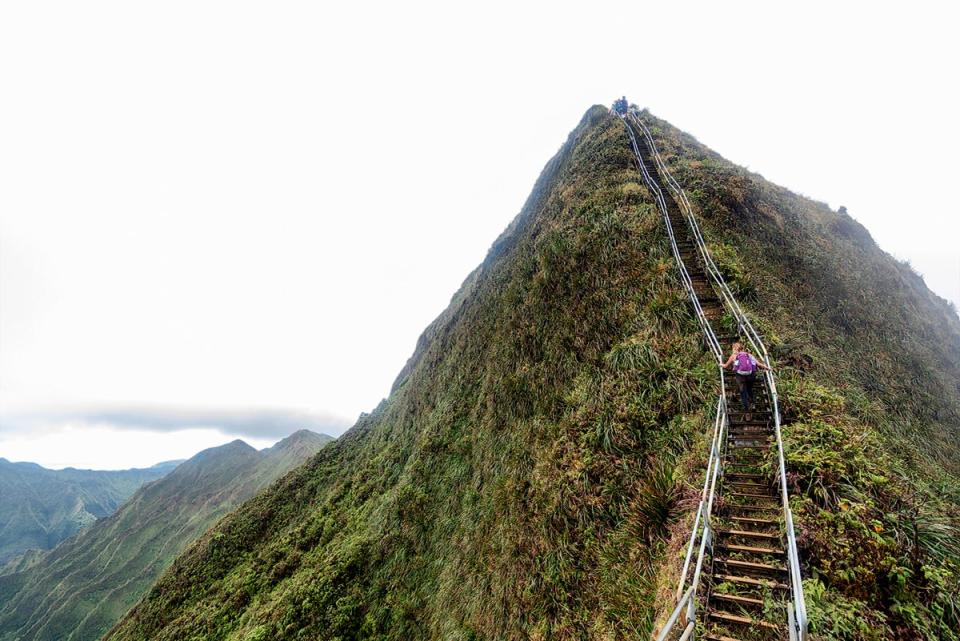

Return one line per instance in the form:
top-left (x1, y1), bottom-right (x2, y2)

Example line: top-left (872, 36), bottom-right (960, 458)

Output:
top-left (197, 439), bottom-right (257, 457)
top-left (263, 429), bottom-right (333, 452)
top-left (162, 440), bottom-right (261, 483)
top-left (100, 107), bottom-right (960, 641)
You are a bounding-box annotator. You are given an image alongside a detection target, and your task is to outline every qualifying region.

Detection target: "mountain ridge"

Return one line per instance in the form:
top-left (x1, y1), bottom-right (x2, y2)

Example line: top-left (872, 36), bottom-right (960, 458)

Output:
top-left (0, 458), bottom-right (178, 566)
top-left (0, 430), bottom-right (334, 641)
top-left (103, 106), bottom-right (959, 641)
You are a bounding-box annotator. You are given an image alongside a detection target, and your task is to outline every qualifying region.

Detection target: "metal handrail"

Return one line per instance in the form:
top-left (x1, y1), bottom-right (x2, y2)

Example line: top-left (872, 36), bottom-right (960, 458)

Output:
top-left (620, 114), bottom-right (723, 364)
top-left (674, 395), bottom-right (724, 602)
top-left (629, 114), bottom-right (768, 364)
top-left (629, 110), bottom-right (807, 640)
top-left (620, 113), bottom-right (727, 639)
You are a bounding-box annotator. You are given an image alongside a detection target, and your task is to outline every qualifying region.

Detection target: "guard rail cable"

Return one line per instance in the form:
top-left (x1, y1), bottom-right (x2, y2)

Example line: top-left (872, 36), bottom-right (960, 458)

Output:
top-left (619, 110), bottom-right (807, 641)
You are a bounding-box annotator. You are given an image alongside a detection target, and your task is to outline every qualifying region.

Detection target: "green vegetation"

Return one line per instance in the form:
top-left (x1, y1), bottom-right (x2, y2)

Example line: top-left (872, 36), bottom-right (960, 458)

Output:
top-left (103, 107), bottom-right (958, 641)
top-left (644, 111), bottom-right (960, 640)
top-left (0, 458), bottom-right (177, 567)
top-left (0, 431), bottom-right (332, 641)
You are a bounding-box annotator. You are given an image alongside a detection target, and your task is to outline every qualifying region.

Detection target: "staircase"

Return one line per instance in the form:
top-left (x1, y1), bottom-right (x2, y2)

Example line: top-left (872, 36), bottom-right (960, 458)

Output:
top-left (619, 109), bottom-right (806, 641)
top-left (704, 379), bottom-right (789, 641)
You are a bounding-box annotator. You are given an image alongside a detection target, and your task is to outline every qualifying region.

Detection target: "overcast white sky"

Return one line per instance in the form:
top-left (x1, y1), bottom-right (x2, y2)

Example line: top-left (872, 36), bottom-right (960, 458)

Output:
top-left (2, 1), bottom-right (958, 468)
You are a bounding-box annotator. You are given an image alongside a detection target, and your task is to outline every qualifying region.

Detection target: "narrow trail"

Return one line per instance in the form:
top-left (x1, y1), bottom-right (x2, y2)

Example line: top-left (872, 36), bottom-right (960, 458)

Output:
top-left (620, 110), bottom-right (807, 641)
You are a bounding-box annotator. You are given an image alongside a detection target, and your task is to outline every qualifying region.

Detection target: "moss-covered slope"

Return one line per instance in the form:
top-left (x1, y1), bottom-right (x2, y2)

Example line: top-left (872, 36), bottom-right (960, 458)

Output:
top-left (105, 107), bottom-right (959, 641)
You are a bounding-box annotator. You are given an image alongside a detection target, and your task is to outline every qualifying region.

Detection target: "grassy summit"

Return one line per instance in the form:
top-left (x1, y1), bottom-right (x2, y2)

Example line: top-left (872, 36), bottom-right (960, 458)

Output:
top-left (105, 107), bottom-right (959, 641)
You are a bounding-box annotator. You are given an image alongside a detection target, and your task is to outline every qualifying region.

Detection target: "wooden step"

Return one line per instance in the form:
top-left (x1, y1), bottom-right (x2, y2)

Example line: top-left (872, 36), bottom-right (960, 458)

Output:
top-left (711, 593), bottom-right (764, 608)
top-left (717, 529), bottom-right (780, 540)
top-left (724, 504), bottom-right (779, 515)
top-left (708, 610), bottom-right (779, 630)
top-left (726, 492), bottom-right (777, 501)
top-left (726, 481), bottom-right (775, 496)
top-left (725, 460), bottom-right (767, 468)
top-left (704, 634), bottom-right (747, 641)
top-left (716, 574), bottom-right (789, 590)
top-left (716, 542), bottom-right (784, 556)
top-left (725, 472), bottom-right (763, 479)
top-left (716, 558), bottom-right (786, 575)
top-left (728, 516), bottom-right (777, 526)
top-left (726, 487), bottom-right (773, 497)
top-left (725, 398), bottom-right (770, 406)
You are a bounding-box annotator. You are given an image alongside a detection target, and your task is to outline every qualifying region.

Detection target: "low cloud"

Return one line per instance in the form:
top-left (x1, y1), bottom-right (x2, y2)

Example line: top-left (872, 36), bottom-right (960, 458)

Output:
top-left (0, 405), bottom-right (354, 440)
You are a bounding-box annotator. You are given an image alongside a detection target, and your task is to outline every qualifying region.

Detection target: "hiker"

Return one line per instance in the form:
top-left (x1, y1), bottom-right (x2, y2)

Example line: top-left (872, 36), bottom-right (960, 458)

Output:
top-left (723, 342), bottom-right (770, 413)
top-left (613, 96), bottom-right (628, 115)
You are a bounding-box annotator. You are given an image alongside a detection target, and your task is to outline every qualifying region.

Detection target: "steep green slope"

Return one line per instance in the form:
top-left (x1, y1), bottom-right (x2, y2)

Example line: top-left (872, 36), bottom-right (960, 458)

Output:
top-left (106, 107), bottom-right (959, 641)
top-left (0, 431), bottom-right (333, 641)
top-left (0, 459), bottom-right (178, 565)
top-left (638, 111), bottom-right (960, 639)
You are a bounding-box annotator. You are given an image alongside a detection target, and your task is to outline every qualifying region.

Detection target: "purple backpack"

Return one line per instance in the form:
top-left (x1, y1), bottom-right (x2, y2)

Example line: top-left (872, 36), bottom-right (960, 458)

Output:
top-left (735, 352), bottom-right (756, 374)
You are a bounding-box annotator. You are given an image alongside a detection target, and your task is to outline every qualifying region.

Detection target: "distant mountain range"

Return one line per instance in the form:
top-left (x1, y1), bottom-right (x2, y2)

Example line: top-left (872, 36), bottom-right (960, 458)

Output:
top-left (0, 429), bottom-right (333, 641)
top-left (0, 458), bottom-right (180, 566)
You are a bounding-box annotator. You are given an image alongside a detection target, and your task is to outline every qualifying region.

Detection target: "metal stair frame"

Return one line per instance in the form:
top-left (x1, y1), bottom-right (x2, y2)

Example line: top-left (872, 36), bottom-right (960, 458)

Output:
top-left (619, 110), bottom-right (807, 641)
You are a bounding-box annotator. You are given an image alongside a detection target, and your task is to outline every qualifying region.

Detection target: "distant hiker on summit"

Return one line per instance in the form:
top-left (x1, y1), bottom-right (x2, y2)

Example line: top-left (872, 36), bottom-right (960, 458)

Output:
top-left (612, 96), bottom-right (628, 115)
top-left (723, 342), bottom-right (770, 415)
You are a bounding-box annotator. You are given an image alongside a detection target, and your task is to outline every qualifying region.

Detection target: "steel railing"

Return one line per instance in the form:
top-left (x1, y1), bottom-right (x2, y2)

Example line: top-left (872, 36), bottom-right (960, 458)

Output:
top-left (619, 112), bottom-right (728, 638)
top-left (619, 110), bottom-right (807, 641)
top-left (620, 112), bottom-right (723, 364)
